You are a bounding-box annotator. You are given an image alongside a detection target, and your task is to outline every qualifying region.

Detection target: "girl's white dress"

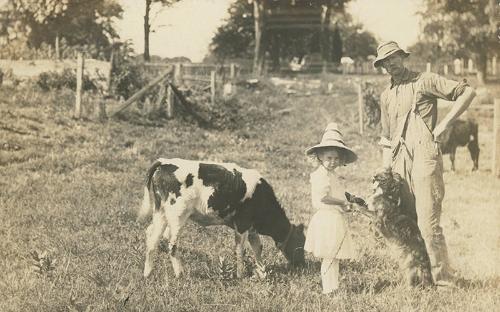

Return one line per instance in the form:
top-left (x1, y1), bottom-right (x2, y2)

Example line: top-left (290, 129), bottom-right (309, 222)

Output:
top-left (304, 166), bottom-right (355, 259)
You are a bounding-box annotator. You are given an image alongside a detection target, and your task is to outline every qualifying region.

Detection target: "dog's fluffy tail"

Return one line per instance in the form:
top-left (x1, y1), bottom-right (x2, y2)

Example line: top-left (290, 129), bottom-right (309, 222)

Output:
top-left (137, 160), bottom-right (162, 222)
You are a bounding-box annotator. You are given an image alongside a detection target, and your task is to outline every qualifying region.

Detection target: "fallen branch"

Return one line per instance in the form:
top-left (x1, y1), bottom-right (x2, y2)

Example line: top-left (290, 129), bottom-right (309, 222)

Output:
top-left (168, 82), bottom-right (211, 128)
top-left (109, 66), bottom-right (174, 117)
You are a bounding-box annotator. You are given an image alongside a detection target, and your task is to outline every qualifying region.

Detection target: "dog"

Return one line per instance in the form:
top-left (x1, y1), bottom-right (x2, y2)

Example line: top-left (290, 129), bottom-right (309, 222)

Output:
top-left (345, 169), bottom-right (434, 288)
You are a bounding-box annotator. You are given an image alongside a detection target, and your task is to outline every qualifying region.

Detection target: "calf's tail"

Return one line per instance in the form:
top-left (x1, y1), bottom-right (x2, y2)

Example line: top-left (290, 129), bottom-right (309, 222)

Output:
top-left (138, 160), bottom-right (162, 222)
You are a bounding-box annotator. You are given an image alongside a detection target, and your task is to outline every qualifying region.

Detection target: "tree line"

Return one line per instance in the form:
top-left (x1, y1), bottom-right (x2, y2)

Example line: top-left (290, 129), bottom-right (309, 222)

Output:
top-left (0, 0), bottom-right (497, 83)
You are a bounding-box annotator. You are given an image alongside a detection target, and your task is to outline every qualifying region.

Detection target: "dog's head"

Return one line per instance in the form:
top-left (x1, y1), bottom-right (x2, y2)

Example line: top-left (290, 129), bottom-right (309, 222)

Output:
top-left (368, 169), bottom-right (405, 217)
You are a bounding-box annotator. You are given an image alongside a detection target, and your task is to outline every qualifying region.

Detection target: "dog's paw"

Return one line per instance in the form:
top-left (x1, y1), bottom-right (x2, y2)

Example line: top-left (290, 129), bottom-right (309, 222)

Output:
top-left (345, 192), bottom-right (368, 208)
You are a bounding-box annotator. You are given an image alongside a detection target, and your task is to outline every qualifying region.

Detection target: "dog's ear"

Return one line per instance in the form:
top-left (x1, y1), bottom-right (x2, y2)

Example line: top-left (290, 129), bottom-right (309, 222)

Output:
top-left (374, 186), bottom-right (384, 197)
top-left (392, 172), bottom-right (404, 186)
top-left (345, 192), bottom-right (353, 202)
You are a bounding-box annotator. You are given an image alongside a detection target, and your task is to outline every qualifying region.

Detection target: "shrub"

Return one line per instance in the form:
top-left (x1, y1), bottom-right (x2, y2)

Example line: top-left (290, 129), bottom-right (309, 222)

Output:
top-left (110, 42), bottom-right (147, 100)
top-left (111, 61), bottom-right (147, 100)
top-left (36, 68), bottom-right (96, 92)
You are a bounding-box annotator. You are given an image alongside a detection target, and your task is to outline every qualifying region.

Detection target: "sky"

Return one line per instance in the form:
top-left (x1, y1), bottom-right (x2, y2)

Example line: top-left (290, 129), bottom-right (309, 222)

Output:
top-left (116, 0), bottom-right (423, 62)
top-left (116, 0), bottom-right (233, 62)
top-left (347, 0), bottom-right (423, 50)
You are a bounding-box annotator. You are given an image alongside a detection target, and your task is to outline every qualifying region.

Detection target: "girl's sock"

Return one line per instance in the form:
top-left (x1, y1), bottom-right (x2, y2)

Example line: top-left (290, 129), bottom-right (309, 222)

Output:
top-left (321, 258), bottom-right (339, 294)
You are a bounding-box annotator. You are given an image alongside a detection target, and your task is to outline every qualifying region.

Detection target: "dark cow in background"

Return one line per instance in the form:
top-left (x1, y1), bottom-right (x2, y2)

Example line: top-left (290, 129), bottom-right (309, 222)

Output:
top-left (437, 119), bottom-right (479, 171)
top-left (139, 158), bottom-right (305, 279)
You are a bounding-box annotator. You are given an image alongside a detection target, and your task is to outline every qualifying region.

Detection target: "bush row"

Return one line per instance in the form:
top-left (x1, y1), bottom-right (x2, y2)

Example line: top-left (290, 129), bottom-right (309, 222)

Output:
top-left (36, 68), bottom-right (97, 92)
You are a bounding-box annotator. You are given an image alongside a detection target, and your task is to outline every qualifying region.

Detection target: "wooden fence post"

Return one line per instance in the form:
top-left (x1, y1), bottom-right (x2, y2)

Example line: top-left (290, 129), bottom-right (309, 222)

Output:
top-left (426, 62), bottom-right (431, 73)
top-left (106, 49), bottom-right (114, 93)
top-left (210, 70), bottom-right (216, 105)
top-left (174, 63), bottom-right (183, 85)
top-left (468, 59), bottom-right (474, 73)
top-left (493, 98), bottom-right (500, 178)
top-left (357, 82), bottom-right (363, 135)
top-left (166, 84), bottom-right (175, 119)
top-left (97, 99), bottom-right (107, 122)
top-left (443, 64), bottom-right (448, 75)
top-left (230, 63), bottom-right (236, 81)
top-left (155, 83), bottom-right (166, 112)
top-left (492, 56), bottom-right (497, 76)
top-left (75, 53), bottom-right (84, 118)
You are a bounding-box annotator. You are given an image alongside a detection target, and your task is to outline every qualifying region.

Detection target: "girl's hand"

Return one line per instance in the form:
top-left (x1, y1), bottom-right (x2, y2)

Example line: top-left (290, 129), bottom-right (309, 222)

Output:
top-left (340, 201), bottom-right (352, 213)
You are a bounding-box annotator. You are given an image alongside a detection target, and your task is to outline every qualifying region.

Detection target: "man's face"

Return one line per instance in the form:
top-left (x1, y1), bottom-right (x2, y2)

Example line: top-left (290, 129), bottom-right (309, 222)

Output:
top-left (381, 52), bottom-right (405, 77)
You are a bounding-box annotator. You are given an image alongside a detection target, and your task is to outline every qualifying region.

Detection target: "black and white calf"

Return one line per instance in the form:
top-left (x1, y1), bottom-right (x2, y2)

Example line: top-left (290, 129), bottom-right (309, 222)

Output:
top-left (139, 158), bottom-right (305, 279)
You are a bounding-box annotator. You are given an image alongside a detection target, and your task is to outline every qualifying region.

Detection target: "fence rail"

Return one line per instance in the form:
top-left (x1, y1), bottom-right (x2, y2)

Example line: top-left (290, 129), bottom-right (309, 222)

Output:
top-left (0, 58), bottom-right (111, 81)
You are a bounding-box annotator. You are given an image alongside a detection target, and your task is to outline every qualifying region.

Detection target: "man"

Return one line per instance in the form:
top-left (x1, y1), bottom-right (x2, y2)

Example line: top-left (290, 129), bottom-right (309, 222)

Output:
top-left (374, 41), bottom-right (476, 285)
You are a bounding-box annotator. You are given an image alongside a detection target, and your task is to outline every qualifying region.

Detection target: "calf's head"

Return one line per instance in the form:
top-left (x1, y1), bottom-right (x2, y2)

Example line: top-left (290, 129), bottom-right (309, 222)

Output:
top-left (278, 223), bottom-right (306, 266)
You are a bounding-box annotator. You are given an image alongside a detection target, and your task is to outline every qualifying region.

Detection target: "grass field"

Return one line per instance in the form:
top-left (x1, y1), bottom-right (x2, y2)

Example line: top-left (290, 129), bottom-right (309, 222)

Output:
top-left (0, 74), bottom-right (499, 312)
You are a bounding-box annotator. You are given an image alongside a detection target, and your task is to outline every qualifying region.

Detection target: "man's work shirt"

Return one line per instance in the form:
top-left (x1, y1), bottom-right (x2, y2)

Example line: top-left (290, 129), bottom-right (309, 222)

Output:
top-left (380, 68), bottom-right (468, 144)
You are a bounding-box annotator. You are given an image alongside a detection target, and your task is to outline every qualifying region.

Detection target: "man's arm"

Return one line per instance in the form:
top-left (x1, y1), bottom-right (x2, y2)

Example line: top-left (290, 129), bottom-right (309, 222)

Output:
top-left (379, 137), bottom-right (392, 169)
top-left (433, 86), bottom-right (476, 138)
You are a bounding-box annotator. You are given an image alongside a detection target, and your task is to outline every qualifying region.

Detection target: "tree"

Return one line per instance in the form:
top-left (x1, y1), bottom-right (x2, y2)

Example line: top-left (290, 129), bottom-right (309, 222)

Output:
top-left (339, 22), bottom-right (377, 60)
top-left (209, 0), bottom-right (254, 62)
top-left (143, 0), bottom-right (180, 62)
top-left (407, 41), bottom-right (449, 63)
top-left (1, 0), bottom-right (122, 59)
top-left (419, 0), bottom-right (499, 84)
top-left (330, 26), bottom-right (342, 63)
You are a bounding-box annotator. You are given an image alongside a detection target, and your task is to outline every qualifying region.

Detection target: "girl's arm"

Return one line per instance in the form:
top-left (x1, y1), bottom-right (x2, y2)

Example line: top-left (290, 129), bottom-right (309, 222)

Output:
top-left (321, 194), bottom-right (346, 205)
top-left (321, 194), bottom-right (350, 211)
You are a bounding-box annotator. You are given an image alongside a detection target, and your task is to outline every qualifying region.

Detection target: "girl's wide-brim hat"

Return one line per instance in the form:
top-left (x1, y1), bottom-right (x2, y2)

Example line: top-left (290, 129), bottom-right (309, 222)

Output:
top-left (373, 41), bottom-right (410, 68)
top-left (305, 122), bottom-right (358, 164)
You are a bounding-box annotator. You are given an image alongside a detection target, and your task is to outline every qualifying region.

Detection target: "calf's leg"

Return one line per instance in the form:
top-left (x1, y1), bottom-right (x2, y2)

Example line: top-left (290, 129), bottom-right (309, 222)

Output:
top-left (165, 202), bottom-right (192, 278)
top-left (449, 147), bottom-right (456, 171)
top-left (144, 211), bottom-right (168, 277)
top-left (467, 140), bottom-right (480, 171)
top-left (234, 230), bottom-right (249, 278)
top-left (247, 229), bottom-right (266, 278)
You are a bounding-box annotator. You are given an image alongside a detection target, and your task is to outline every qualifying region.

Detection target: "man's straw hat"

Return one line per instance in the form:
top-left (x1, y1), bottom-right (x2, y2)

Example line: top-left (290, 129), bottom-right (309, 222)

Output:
top-left (305, 123), bottom-right (358, 164)
top-left (373, 41), bottom-right (410, 68)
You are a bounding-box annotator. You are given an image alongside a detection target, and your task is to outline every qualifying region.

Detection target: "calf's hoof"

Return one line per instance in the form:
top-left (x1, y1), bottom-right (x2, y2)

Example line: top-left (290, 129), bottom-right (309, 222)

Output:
top-left (255, 263), bottom-right (267, 279)
top-left (171, 258), bottom-right (184, 277)
top-left (143, 265), bottom-right (152, 278)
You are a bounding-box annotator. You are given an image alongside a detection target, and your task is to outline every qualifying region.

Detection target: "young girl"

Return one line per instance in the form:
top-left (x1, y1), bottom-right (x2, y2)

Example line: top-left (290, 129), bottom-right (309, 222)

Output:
top-left (304, 122), bottom-right (357, 294)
